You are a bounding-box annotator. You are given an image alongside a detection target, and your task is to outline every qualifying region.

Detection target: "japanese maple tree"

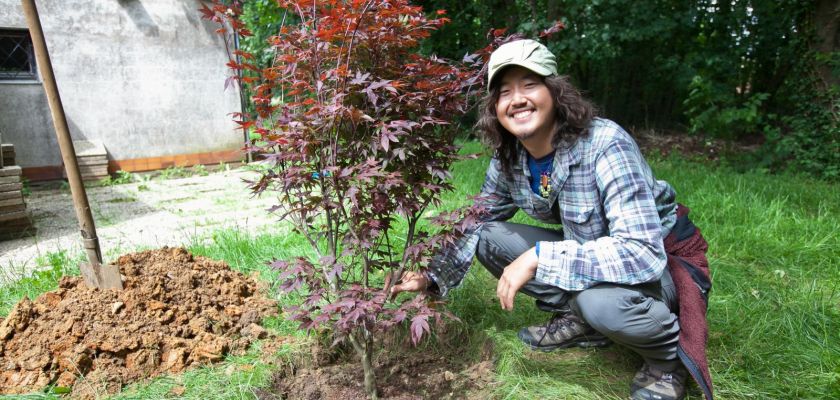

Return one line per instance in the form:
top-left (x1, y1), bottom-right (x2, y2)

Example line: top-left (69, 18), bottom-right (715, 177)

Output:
top-left (202, 1), bottom-right (488, 397)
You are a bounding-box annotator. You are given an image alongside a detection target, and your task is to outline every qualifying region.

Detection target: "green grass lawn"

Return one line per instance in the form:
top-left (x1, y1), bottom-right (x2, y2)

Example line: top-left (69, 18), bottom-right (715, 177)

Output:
top-left (1, 142), bottom-right (838, 399)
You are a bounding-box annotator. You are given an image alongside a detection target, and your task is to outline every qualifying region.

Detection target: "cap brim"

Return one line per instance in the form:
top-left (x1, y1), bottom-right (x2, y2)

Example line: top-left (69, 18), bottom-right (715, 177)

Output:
top-left (488, 61), bottom-right (554, 92)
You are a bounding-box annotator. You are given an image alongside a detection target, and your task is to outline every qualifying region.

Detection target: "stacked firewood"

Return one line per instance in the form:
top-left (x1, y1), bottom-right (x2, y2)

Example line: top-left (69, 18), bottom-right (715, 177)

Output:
top-left (1, 143), bottom-right (13, 167)
top-left (0, 144), bottom-right (35, 241)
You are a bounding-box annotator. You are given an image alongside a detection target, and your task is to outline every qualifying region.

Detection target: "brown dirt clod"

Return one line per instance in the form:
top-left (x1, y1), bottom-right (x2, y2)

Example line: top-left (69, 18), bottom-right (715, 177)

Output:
top-left (0, 247), bottom-right (277, 398)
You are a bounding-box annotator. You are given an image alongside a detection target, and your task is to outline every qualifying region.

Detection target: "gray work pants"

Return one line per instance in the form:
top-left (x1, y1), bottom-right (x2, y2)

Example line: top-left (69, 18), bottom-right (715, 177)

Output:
top-left (476, 221), bottom-right (681, 371)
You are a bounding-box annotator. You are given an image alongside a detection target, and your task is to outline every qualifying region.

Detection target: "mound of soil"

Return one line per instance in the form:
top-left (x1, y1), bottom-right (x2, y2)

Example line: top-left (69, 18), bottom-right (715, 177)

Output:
top-left (0, 247), bottom-right (277, 398)
top-left (257, 332), bottom-right (496, 400)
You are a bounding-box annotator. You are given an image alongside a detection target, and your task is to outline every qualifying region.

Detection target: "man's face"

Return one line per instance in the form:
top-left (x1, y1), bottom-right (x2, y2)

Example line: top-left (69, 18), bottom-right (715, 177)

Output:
top-left (495, 66), bottom-right (556, 143)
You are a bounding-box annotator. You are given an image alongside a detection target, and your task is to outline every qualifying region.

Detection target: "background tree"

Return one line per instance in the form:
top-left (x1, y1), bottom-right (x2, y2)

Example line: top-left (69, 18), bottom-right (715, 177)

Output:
top-left (419, 0), bottom-right (838, 180)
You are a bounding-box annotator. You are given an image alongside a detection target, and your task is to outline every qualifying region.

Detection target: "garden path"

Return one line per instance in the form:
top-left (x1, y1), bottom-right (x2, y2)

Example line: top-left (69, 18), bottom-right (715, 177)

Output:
top-left (0, 166), bottom-right (278, 285)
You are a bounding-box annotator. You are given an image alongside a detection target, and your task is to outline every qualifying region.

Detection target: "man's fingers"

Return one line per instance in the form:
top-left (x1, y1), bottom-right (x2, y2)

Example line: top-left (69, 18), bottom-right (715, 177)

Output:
top-left (391, 281), bottom-right (413, 293)
top-left (390, 273), bottom-right (423, 295)
top-left (496, 274), bottom-right (519, 311)
top-left (497, 278), bottom-right (509, 311)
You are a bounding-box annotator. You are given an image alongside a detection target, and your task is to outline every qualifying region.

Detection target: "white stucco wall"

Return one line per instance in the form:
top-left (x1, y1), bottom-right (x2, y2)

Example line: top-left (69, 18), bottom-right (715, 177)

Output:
top-left (0, 0), bottom-right (241, 169)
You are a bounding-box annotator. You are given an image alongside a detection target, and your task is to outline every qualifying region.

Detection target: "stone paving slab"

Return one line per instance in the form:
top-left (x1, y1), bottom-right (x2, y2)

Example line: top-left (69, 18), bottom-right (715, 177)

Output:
top-left (0, 167), bottom-right (280, 285)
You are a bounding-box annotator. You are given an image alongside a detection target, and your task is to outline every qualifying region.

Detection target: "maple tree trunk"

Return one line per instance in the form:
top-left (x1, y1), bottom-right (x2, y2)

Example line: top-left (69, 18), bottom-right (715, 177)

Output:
top-left (362, 334), bottom-right (377, 399)
top-left (349, 329), bottom-right (378, 399)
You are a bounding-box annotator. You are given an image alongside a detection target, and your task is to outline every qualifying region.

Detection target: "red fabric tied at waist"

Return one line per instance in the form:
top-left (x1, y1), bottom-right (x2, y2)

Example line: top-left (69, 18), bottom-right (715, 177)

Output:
top-left (665, 204), bottom-right (714, 400)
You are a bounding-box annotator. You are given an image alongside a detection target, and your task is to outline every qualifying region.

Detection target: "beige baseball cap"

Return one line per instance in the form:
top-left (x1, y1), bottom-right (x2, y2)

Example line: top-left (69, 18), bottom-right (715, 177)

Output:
top-left (487, 39), bottom-right (557, 91)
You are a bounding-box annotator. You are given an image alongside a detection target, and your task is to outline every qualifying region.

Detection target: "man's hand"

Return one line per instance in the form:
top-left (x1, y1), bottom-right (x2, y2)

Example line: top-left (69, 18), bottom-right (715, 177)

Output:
top-left (388, 271), bottom-right (429, 296)
top-left (496, 247), bottom-right (539, 311)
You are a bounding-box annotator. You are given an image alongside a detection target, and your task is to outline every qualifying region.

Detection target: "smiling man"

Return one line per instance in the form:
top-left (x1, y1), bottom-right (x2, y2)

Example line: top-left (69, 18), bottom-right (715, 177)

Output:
top-left (391, 39), bottom-right (713, 400)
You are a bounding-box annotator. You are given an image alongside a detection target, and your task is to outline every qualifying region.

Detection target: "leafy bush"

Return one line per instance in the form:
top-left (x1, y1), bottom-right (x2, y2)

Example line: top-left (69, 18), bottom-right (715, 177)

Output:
top-left (764, 71), bottom-right (839, 180)
top-left (202, 1), bottom-right (485, 397)
top-left (684, 75), bottom-right (769, 140)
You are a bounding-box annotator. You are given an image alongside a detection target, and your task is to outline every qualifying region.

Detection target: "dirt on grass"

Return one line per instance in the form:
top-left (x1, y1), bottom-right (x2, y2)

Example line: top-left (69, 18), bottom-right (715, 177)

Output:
top-left (633, 129), bottom-right (759, 163)
top-left (0, 247), bottom-right (277, 398)
top-left (256, 330), bottom-right (496, 400)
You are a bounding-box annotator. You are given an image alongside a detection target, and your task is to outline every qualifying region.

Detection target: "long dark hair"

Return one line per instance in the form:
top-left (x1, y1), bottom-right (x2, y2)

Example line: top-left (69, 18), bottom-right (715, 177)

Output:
top-left (475, 74), bottom-right (597, 177)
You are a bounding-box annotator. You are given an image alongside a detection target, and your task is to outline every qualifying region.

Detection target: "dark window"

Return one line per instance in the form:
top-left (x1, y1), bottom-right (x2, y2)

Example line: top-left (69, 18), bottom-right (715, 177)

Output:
top-left (0, 29), bottom-right (37, 81)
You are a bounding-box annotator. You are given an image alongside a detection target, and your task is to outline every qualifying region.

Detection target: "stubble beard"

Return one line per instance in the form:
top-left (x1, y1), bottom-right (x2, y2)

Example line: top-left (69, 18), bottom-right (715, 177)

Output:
top-left (511, 128), bottom-right (537, 142)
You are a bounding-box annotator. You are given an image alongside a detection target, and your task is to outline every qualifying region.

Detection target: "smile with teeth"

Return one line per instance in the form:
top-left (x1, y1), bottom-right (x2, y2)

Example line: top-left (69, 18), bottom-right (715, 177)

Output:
top-left (511, 109), bottom-right (535, 120)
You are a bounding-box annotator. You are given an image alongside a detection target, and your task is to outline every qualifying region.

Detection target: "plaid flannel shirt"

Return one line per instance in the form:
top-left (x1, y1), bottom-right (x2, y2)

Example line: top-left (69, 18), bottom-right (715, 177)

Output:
top-left (428, 118), bottom-right (678, 296)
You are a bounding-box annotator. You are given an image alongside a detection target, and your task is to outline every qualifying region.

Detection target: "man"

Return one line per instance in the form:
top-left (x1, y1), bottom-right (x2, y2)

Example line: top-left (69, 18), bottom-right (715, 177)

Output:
top-left (391, 39), bottom-right (713, 400)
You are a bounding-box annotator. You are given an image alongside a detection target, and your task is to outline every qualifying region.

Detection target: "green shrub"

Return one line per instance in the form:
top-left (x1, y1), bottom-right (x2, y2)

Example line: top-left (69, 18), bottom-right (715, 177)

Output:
top-left (684, 75), bottom-right (769, 140)
top-left (756, 47), bottom-right (839, 181)
top-left (771, 97), bottom-right (839, 180)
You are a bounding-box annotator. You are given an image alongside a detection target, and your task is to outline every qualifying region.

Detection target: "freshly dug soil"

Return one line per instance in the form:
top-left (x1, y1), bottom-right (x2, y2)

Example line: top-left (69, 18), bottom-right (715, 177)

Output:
top-left (0, 247), bottom-right (277, 398)
top-left (257, 331), bottom-right (496, 400)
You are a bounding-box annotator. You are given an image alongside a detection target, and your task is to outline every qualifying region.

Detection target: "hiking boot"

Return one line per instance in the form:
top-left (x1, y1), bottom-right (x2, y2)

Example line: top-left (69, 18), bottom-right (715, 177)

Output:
top-left (630, 363), bottom-right (688, 400)
top-left (517, 312), bottom-right (611, 352)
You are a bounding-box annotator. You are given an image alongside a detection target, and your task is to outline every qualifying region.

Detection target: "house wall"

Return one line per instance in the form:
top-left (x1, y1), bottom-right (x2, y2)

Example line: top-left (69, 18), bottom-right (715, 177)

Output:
top-left (0, 0), bottom-right (242, 179)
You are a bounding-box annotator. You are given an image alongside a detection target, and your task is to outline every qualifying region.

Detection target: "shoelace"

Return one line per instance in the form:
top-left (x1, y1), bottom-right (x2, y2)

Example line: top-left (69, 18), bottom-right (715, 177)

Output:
top-left (536, 314), bottom-right (576, 345)
top-left (653, 372), bottom-right (677, 390)
top-left (638, 365), bottom-right (683, 389)
top-left (545, 315), bottom-right (573, 335)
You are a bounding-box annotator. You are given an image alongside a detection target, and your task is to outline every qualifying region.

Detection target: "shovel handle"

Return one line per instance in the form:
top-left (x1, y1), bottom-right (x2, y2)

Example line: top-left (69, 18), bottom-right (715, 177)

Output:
top-left (22, 0), bottom-right (102, 265)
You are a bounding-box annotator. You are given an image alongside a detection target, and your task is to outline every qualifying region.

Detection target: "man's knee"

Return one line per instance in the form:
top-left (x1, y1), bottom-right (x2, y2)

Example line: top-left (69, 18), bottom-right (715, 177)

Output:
top-left (477, 221), bottom-right (506, 245)
top-left (575, 288), bottom-right (625, 334)
top-left (475, 221), bottom-right (509, 274)
top-left (575, 286), bottom-right (668, 337)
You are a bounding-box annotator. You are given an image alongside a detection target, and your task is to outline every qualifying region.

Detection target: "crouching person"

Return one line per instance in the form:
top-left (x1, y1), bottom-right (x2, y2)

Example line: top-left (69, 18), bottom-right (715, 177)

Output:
top-left (391, 39), bottom-right (713, 400)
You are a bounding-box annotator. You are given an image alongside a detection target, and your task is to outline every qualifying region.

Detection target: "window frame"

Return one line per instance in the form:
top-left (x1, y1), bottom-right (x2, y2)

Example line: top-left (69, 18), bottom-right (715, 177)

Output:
top-left (0, 28), bottom-right (38, 82)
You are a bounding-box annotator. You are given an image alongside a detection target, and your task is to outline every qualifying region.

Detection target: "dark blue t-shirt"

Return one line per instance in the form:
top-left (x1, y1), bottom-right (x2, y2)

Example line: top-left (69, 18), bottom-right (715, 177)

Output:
top-left (527, 151), bottom-right (555, 195)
